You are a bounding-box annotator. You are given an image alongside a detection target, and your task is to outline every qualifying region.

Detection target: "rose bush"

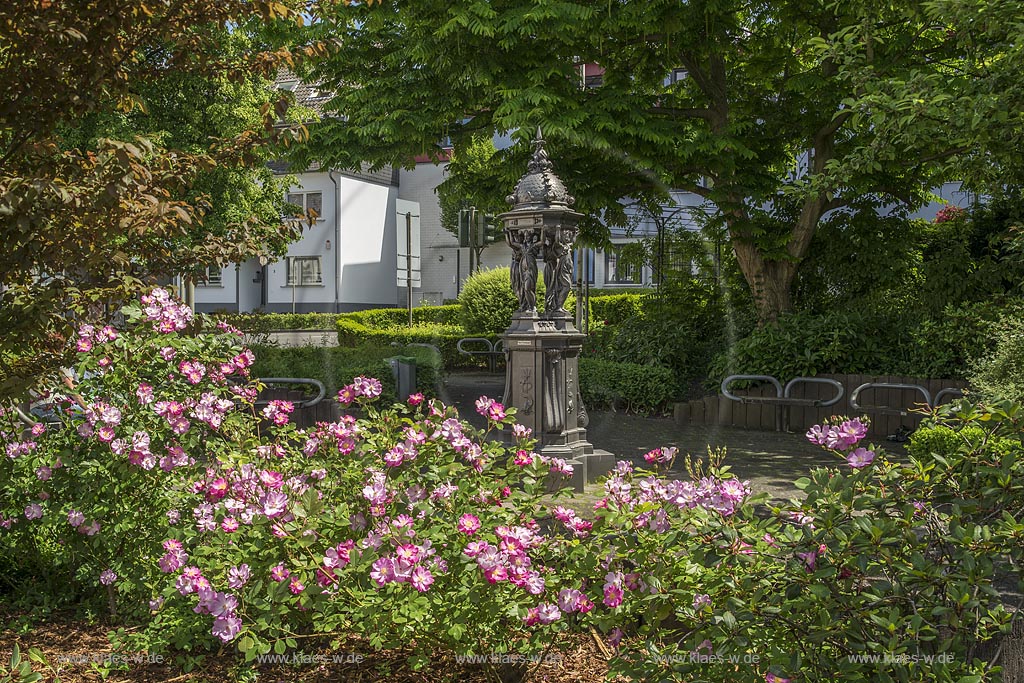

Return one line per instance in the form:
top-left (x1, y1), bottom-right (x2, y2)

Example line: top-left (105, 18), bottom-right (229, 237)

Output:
top-left (2, 288), bottom-right (1022, 682)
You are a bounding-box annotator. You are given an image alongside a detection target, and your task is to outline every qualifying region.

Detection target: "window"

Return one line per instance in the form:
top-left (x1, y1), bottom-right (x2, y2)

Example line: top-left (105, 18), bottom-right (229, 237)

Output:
top-left (278, 80), bottom-right (299, 92)
top-left (286, 256), bottom-right (322, 286)
top-left (286, 191), bottom-right (323, 221)
top-left (199, 265), bottom-right (222, 287)
top-left (573, 248), bottom-right (595, 284)
top-left (604, 247), bottom-right (642, 285)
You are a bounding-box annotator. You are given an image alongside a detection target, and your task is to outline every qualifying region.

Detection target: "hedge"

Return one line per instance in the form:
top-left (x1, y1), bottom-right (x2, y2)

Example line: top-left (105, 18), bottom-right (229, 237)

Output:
top-left (216, 305), bottom-right (461, 332)
top-left (336, 317), bottom-right (497, 370)
top-left (249, 344), bottom-right (443, 403)
top-left (579, 357), bottom-right (676, 414)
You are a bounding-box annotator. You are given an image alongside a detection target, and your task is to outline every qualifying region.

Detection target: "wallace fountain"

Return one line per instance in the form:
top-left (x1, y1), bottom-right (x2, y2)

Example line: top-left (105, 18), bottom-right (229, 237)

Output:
top-left (499, 129), bottom-right (614, 487)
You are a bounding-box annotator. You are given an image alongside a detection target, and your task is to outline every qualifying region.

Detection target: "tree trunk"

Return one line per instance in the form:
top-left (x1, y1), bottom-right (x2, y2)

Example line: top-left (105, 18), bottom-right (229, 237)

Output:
top-left (732, 240), bottom-right (798, 324)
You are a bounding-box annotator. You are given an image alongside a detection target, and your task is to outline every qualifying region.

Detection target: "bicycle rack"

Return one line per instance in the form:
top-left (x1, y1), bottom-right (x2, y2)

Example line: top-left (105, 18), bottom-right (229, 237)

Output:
top-left (849, 383), bottom-right (931, 417)
top-left (933, 387), bottom-right (964, 405)
top-left (390, 341), bottom-right (443, 359)
top-left (457, 337), bottom-right (505, 372)
top-left (254, 378), bottom-right (326, 408)
top-left (721, 375), bottom-right (843, 431)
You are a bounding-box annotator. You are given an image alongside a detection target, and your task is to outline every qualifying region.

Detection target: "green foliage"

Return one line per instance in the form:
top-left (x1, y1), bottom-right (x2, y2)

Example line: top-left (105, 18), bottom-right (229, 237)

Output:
top-left (579, 358), bottom-right (675, 414)
top-left (0, 0), bottom-right (313, 398)
top-left (218, 306), bottom-right (461, 333)
top-left (588, 293), bottom-right (645, 326)
top-left (344, 305), bottom-right (463, 329)
top-left (796, 199), bottom-right (1024, 317)
top-left (336, 317), bottom-right (486, 370)
top-left (712, 300), bottom-right (1017, 382)
top-left (249, 344), bottom-right (442, 402)
top-left (458, 267), bottom-right (561, 335)
top-left (292, 0), bottom-right (1015, 322)
top-left (970, 308), bottom-right (1024, 404)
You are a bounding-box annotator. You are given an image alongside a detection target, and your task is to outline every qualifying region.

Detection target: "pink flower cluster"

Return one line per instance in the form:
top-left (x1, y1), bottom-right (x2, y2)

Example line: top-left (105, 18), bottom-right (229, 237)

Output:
top-left (261, 400), bottom-right (294, 426)
top-left (76, 324), bottom-right (118, 353)
top-left (806, 419), bottom-right (876, 469)
top-left (320, 540), bottom-right (356, 586)
top-left (538, 454), bottom-right (574, 477)
top-left (141, 287), bottom-right (194, 333)
top-left (475, 396), bottom-right (507, 422)
top-left (552, 506), bottom-right (593, 537)
top-left (522, 602), bottom-right (561, 625)
top-left (463, 524), bottom-right (547, 595)
top-left (5, 440), bottom-right (37, 459)
top-left (173, 564), bottom-right (242, 642)
top-left (190, 392), bottom-right (234, 429)
top-left (154, 400), bottom-right (190, 436)
top-left (602, 460), bottom-right (751, 518)
top-left (643, 446), bottom-right (678, 465)
top-left (159, 538), bottom-right (189, 573)
top-left (370, 536), bottom-right (441, 592)
top-left (934, 204), bottom-right (966, 224)
top-left (337, 376), bottom-right (383, 404)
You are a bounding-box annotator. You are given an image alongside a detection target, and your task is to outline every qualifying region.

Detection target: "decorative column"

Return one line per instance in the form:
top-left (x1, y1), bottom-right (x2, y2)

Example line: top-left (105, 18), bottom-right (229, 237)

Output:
top-left (500, 129), bottom-right (613, 483)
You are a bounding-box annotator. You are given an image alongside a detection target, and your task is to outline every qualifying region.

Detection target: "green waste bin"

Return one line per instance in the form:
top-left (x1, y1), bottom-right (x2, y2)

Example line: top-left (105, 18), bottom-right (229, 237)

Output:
top-left (387, 356), bottom-right (417, 401)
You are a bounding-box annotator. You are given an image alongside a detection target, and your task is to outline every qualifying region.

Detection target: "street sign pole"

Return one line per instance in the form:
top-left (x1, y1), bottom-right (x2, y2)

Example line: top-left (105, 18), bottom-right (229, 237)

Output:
top-left (406, 211), bottom-right (413, 327)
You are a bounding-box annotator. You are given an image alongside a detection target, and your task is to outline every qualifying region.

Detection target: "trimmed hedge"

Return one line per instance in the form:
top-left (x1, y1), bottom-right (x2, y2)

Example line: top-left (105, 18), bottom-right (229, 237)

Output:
top-left (579, 357), bottom-right (675, 414)
top-left (343, 304), bottom-right (462, 329)
top-left (337, 317), bottom-right (496, 369)
top-left (217, 305), bottom-right (461, 332)
top-left (249, 344), bottom-right (443, 403)
top-left (218, 312), bottom-right (341, 332)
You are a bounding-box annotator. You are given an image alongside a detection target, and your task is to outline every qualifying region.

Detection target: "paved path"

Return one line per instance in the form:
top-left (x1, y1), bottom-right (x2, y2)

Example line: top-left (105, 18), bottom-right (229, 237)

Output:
top-left (441, 370), bottom-right (893, 501)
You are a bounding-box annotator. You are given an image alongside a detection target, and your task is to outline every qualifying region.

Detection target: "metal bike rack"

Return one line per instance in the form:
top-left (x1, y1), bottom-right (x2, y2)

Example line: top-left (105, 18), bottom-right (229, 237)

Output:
top-left (849, 383), bottom-right (931, 417)
top-left (390, 341), bottom-right (443, 359)
top-left (254, 377), bottom-right (326, 408)
top-left (722, 374), bottom-right (844, 432)
top-left (457, 337), bottom-right (505, 372)
top-left (933, 387), bottom-right (964, 406)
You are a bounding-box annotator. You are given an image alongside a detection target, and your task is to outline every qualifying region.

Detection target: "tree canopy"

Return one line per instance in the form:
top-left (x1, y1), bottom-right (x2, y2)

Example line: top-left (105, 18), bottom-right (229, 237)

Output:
top-left (0, 0), bottom-right (332, 396)
top-left (295, 0), bottom-right (1023, 323)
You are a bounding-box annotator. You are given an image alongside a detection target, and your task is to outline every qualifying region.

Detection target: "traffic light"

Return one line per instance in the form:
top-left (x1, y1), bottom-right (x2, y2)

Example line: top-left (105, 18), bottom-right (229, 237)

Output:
top-left (477, 213), bottom-right (500, 245)
top-left (459, 208), bottom-right (501, 247)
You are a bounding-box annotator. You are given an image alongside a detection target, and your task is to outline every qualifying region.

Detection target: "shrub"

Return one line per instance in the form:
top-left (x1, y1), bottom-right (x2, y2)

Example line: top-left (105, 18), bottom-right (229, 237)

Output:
top-left (579, 358), bottom-right (675, 414)
top-left (249, 344), bottom-right (442, 401)
top-left (459, 267), bottom-right (531, 335)
top-left (216, 306), bottom-right (462, 334)
top-left (336, 317), bottom-right (490, 369)
top-left (3, 286), bottom-right (1023, 682)
top-left (710, 300), bottom-right (1020, 383)
top-left (588, 292), bottom-right (645, 326)
top-left (216, 312), bottom-right (341, 332)
top-left (970, 308), bottom-right (1024, 404)
top-left (458, 267), bottom-right (577, 335)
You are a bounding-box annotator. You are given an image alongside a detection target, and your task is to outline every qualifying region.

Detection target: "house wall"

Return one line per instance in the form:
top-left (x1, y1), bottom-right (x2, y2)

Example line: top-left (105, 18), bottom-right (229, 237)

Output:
top-left (194, 265), bottom-right (239, 312)
top-left (338, 175), bottom-right (399, 310)
top-left (264, 172), bottom-right (338, 313)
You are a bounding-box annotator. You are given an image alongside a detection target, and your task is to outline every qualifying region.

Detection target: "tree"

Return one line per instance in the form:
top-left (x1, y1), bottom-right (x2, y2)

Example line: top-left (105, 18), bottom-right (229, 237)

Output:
top-left (0, 0), bottom-right (331, 397)
top-left (437, 134), bottom-right (507, 272)
top-left (295, 0), bottom-right (1019, 323)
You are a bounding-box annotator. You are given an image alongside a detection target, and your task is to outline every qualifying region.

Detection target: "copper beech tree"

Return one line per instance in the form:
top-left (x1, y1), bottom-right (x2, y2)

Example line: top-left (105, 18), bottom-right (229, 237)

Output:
top-left (0, 0), bottom-right (353, 397)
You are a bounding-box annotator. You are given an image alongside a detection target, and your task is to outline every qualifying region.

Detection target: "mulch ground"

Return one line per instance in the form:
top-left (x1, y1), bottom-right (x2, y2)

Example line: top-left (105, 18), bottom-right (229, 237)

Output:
top-left (1, 608), bottom-right (613, 683)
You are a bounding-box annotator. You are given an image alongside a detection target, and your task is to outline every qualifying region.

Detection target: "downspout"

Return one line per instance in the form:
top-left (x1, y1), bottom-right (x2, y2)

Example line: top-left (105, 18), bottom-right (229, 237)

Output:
top-left (328, 168), bottom-right (341, 313)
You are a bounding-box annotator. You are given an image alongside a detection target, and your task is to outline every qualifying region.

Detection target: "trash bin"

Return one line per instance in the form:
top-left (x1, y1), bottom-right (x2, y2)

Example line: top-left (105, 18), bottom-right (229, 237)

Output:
top-left (387, 356), bottom-right (417, 401)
